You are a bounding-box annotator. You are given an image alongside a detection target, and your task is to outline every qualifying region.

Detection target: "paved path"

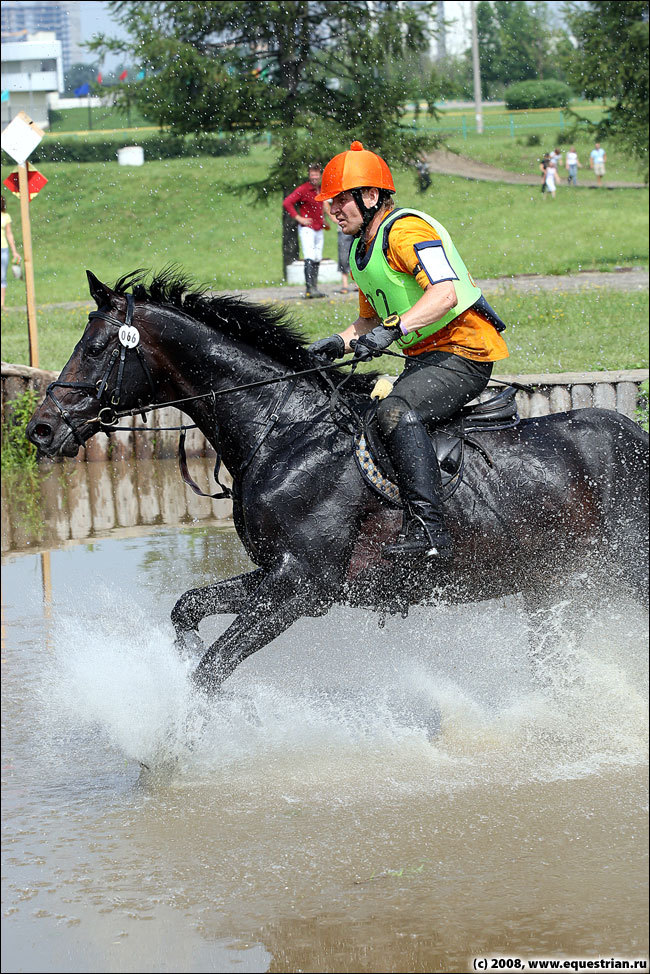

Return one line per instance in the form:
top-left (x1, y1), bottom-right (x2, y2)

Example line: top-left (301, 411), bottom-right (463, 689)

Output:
top-left (424, 147), bottom-right (648, 190)
top-left (9, 268), bottom-right (646, 314)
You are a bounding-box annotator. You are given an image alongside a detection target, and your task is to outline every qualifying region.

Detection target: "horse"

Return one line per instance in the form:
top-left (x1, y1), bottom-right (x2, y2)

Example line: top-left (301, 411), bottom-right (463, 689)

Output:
top-left (27, 270), bottom-right (649, 693)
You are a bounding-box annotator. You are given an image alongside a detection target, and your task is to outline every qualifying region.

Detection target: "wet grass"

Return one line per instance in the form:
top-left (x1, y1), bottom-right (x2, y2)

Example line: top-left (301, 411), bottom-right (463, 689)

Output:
top-left (1, 144), bottom-right (647, 305)
top-left (3, 288), bottom-right (647, 376)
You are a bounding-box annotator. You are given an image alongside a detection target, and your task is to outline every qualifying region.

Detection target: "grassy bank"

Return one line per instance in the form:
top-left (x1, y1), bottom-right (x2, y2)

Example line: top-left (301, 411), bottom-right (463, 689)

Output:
top-left (3, 287), bottom-right (647, 376)
top-left (48, 104), bottom-right (152, 132)
top-left (409, 103), bottom-right (645, 183)
top-left (1, 144), bottom-right (647, 305)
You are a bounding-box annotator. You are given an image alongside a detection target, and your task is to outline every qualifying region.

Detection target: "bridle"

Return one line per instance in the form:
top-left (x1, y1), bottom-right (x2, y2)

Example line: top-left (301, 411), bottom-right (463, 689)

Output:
top-left (40, 293), bottom-right (362, 500)
top-left (44, 294), bottom-right (157, 447)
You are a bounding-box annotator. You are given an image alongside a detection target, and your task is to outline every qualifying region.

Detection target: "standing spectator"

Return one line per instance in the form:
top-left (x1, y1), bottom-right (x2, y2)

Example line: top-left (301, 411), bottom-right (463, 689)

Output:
top-left (336, 227), bottom-right (354, 293)
top-left (543, 157), bottom-right (560, 199)
top-left (589, 142), bottom-right (607, 186)
top-left (415, 158), bottom-right (431, 194)
top-left (539, 152), bottom-right (550, 194)
top-left (283, 163), bottom-right (330, 299)
top-left (549, 146), bottom-right (562, 171)
top-left (1, 195), bottom-right (22, 309)
top-left (565, 146), bottom-right (582, 186)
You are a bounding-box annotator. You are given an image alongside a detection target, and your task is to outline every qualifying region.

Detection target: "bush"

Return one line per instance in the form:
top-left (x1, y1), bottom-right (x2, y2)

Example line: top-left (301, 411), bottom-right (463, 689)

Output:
top-left (30, 133), bottom-right (250, 164)
top-left (505, 80), bottom-right (573, 111)
top-left (1, 388), bottom-right (39, 471)
top-left (526, 133), bottom-right (542, 146)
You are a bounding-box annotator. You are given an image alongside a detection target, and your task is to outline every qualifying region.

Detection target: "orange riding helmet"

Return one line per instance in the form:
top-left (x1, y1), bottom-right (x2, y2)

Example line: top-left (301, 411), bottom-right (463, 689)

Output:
top-left (314, 141), bottom-right (396, 201)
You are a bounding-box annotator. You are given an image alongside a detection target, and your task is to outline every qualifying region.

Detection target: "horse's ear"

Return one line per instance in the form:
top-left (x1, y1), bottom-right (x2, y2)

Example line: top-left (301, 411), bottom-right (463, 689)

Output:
top-left (86, 270), bottom-right (115, 308)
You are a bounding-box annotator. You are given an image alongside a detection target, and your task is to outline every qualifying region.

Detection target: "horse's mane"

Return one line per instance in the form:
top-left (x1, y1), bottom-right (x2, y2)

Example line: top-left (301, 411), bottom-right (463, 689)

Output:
top-left (113, 267), bottom-right (378, 395)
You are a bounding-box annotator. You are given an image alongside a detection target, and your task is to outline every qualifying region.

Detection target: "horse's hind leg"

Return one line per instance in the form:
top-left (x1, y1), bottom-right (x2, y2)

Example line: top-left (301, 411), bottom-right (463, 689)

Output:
top-left (171, 568), bottom-right (267, 655)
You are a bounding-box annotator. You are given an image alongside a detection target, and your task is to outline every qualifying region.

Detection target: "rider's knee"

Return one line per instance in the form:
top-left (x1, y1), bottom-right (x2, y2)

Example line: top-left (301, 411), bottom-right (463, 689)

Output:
top-left (376, 395), bottom-right (412, 438)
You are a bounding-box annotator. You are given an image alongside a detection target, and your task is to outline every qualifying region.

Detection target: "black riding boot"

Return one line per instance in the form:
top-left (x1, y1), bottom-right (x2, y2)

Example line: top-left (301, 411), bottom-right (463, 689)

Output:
top-left (382, 410), bottom-right (453, 560)
top-left (304, 259), bottom-right (325, 299)
top-left (304, 259), bottom-right (313, 297)
top-left (311, 260), bottom-right (325, 298)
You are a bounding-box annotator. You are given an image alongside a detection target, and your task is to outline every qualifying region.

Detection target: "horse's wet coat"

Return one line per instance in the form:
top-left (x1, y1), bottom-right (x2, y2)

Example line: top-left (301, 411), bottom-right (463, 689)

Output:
top-left (27, 270), bottom-right (649, 691)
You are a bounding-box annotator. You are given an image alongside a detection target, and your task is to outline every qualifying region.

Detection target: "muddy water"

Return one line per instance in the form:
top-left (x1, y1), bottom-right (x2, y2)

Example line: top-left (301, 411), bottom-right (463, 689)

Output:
top-left (1, 462), bottom-right (648, 973)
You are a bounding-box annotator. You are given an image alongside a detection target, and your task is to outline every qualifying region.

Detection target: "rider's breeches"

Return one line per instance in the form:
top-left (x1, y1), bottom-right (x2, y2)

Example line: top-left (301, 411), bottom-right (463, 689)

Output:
top-left (298, 226), bottom-right (324, 262)
top-left (375, 350), bottom-right (493, 439)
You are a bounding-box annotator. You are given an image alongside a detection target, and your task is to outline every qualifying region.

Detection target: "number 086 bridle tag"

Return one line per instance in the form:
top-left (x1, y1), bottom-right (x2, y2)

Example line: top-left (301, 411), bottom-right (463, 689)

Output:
top-left (119, 324), bottom-right (140, 348)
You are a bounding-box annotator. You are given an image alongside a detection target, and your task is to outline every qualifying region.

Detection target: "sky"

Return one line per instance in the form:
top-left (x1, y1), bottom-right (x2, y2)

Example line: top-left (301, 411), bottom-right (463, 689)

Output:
top-left (77, 1), bottom-right (128, 69)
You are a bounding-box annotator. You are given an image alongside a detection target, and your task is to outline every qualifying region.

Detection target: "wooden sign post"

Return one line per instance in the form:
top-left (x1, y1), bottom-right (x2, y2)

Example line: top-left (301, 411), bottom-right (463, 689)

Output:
top-left (1, 112), bottom-right (45, 368)
top-left (17, 162), bottom-right (39, 366)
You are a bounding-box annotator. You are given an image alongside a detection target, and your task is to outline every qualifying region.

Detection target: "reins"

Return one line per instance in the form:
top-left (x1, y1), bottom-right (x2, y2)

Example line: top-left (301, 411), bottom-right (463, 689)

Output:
top-left (89, 356), bottom-right (363, 430)
top-left (47, 291), bottom-right (535, 500)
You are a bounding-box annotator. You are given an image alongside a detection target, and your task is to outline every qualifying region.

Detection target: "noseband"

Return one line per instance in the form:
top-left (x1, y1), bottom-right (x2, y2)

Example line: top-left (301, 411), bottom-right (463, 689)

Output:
top-left (44, 294), bottom-right (156, 446)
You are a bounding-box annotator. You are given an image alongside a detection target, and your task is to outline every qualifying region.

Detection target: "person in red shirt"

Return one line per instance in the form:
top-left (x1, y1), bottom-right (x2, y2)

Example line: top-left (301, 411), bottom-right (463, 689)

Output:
top-left (283, 164), bottom-right (330, 298)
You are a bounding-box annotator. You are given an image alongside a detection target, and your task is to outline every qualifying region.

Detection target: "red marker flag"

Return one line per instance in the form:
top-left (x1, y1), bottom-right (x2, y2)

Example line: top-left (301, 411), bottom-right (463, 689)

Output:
top-left (97, 73), bottom-right (103, 84)
top-left (119, 70), bottom-right (128, 81)
top-left (3, 168), bottom-right (48, 201)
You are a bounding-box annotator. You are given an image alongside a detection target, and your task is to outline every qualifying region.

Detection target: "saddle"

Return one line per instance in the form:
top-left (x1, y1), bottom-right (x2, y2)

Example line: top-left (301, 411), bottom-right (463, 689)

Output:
top-left (355, 385), bottom-right (520, 506)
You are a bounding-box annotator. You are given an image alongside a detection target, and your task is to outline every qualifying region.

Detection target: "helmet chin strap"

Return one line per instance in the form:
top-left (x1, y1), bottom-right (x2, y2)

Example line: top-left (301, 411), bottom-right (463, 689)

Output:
top-left (351, 188), bottom-right (383, 240)
top-left (351, 189), bottom-right (394, 258)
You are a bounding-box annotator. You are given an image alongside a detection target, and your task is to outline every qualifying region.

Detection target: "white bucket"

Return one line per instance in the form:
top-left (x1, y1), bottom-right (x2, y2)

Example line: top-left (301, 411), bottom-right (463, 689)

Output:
top-left (117, 146), bottom-right (145, 166)
top-left (285, 259), bottom-right (341, 285)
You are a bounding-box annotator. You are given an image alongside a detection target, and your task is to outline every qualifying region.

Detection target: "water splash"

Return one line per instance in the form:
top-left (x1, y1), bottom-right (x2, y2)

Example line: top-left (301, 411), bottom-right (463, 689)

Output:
top-left (37, 589), bottom-right (648, 797)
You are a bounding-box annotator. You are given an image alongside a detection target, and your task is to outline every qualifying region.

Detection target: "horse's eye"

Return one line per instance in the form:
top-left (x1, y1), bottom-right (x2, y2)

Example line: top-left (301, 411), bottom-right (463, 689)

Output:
top-left (87, 342), bottom-right (107, 357)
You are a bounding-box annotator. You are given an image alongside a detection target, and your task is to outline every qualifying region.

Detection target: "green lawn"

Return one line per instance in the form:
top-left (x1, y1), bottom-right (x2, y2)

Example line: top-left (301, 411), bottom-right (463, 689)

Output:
top-left (48, 104), bottom-right (153, 133)
top-left (2, 288), bottom-right (647, 375)
top-left (1, 143), bottom-right (647, 305)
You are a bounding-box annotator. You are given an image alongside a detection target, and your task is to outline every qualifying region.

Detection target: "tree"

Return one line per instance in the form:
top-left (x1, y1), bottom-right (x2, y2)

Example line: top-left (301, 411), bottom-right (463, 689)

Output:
top-left (565, 0), bottom-right (649, 176)
top-left (89, 1), bottom-right (438, 272)
top-left (475, 1), bottom-right (502, 98)
top-left (475, 1), bottom-right (563, 96)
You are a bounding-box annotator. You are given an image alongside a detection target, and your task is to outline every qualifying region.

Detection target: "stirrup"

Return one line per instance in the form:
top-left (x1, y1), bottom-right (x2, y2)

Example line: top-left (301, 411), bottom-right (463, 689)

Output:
top-left (383, 513), bottom-right (452, 561)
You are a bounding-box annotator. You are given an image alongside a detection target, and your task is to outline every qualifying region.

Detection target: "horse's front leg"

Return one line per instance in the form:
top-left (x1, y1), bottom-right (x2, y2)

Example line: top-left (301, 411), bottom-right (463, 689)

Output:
top-left (192, 555), bottom-right (335, 693)
top-left (171, 568), bottom-right (267, 655)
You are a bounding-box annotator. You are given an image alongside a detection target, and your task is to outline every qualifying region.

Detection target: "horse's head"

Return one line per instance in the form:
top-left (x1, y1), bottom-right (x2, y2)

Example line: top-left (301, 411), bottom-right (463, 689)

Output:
top-left (27, 271), bottom-right (158, 457)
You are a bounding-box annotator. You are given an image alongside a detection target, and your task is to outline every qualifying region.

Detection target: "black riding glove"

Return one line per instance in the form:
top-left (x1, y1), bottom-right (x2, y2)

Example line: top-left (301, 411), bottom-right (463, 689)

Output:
top-left (352, 323), bottom-right (401, 361)
top-left (308, 334), bottom-right (346, 361)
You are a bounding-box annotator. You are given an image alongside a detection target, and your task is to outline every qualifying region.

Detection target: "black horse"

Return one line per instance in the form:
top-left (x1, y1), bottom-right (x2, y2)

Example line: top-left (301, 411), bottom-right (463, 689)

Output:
top-left (27, 270), bottom-right (649, 692)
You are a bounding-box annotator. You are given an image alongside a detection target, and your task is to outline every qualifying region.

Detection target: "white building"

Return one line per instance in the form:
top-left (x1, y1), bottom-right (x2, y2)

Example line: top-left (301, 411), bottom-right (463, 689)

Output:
top-left (1, 32), bottom-right (64, 128)
top-left (1, 1), bottom-right (83, 73)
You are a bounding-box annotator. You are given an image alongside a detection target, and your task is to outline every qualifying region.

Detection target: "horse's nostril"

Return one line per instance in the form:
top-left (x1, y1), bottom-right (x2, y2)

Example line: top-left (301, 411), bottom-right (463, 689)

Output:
top-left (32, 422), bottom-right (52, 441)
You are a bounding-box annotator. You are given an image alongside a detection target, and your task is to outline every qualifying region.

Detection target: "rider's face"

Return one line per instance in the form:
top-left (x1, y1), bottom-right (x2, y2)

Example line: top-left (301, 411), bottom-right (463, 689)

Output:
top-left (329, 188), bottom-right (378, 235)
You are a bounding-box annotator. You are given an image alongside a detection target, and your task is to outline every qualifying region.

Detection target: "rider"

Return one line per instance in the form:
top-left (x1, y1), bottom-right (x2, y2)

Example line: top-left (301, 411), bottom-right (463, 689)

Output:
top-left (309, 141), bottom-right (509, 560)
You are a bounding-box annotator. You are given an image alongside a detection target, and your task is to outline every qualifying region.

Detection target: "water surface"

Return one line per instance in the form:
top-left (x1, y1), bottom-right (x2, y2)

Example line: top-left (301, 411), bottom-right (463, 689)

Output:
top-left (2, 466), bottom-right (648, 973)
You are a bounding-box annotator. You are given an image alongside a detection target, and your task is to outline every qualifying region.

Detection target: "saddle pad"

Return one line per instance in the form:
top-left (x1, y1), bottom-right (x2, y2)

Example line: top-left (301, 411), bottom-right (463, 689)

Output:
top-left (355, 434), bottom-right (402, 506)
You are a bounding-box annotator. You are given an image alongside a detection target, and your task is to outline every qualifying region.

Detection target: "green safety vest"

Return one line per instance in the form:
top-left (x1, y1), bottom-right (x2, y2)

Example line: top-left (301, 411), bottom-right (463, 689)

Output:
top-left (350, 206), bottom-right (482, 351)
